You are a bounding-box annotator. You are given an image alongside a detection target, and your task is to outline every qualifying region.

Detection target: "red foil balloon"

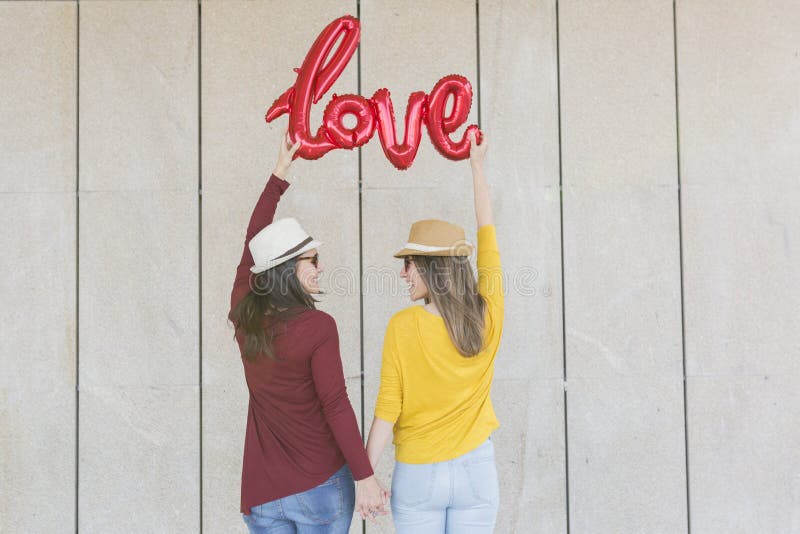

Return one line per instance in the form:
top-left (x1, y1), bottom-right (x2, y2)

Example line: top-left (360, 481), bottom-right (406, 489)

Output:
top-left (266, 16), bottom-right (484, 168)
top-left (323, 94), bottom-right (376, 149)
top-left (372, 88), bottom-right (427, 170)
top-left (265, 16), bottom-right (360, 160)
top-left (425, 74), bottom-right (481, 160)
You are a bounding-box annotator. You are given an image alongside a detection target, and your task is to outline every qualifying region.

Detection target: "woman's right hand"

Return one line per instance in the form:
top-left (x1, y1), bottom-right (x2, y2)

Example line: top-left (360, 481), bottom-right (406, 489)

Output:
top-left (469, 130), bottom-right (488, 169)
top-left (273, 132), bottom-right (301, 179)
top-left (355, 475), bottom-right (390, 522)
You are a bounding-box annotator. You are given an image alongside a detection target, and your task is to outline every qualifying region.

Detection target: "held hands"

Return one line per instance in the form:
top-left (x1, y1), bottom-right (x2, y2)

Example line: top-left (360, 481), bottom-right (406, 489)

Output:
top-left (355, 475), bottom-right (391, 522)
top-left (273, 132), bottom-right (301, 179)
top-left (469, 130), bottom-right (487, 168)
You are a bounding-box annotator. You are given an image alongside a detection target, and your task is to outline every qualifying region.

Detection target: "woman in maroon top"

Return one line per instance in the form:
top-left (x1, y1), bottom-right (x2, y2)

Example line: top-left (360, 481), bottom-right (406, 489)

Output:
top-left (230, 135), bottom-right (387, 532)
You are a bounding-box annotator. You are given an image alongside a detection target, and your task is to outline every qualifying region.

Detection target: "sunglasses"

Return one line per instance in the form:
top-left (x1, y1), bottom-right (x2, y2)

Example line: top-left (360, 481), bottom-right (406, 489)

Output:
top-left (297, 253), bottom-right (319, 267)
top-left (403, 257), bottom-right (414, 270)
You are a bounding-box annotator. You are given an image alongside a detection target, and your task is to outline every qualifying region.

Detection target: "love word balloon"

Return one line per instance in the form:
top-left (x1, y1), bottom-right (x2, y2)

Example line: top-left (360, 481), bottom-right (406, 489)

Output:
top-left (265, 15), bottom-right (483, 170)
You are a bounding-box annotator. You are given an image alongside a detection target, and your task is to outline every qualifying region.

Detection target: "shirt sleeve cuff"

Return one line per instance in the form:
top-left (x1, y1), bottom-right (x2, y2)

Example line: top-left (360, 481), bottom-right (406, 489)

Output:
top-left (350, 461), bottom-right (375, 481)
top-left (477, 224), bottom-right (497, 249)
top-left (267, 174), bottom-right (291, 193)
top-left (374, 408), bottom-right (399, 424)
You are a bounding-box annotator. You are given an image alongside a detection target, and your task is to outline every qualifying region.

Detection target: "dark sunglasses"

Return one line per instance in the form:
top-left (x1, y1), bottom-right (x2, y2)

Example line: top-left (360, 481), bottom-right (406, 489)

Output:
top-left (403, 257), bottom-right (414, 270)
top-left (297, 253), bottom-right (319, 267)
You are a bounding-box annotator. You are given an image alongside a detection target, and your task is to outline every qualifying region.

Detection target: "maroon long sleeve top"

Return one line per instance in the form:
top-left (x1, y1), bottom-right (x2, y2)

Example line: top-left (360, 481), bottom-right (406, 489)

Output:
top-left (230, 175), bottom-right (373, 515)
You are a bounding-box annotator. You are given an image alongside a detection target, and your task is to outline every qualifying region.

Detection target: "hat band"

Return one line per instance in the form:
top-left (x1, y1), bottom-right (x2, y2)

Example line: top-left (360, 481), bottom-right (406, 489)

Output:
top-left (273, 236), bottom-right (314, 261)
top-left (404, 241), bottom-right (472, 253)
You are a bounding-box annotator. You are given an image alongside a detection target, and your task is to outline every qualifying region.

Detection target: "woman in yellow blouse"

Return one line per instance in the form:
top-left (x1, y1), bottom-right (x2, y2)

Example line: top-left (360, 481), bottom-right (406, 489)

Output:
top-left (365, 132), bottom-right (503, 533)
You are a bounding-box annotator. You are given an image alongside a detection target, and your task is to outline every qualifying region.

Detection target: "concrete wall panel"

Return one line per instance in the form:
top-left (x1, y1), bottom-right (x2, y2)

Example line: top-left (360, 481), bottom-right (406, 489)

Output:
top-left (0, 195), bottom-right (76, 531)
top-left (78, 1), bottom-right (200, 530)
top-left (568, 376), bottom-right (686, 532)
top-left (79, 191), bottom-right (198, 387)
top-left (559, 1), bottom-right (687, 530)
top-left (564, 185), bottom-right (682, 379)
top-left (79, 1), bottom-right (198, 192)
top-left (79, 386), bottom-right (199, 533)
top-left (0, 2), bottom-right (76, 193)
top-left (0, 2), bottom-right (76, 530)
top-left (678, 0), bottom-right (800, 377)
top-left (677, 1), bottom-right (800, 530)
top-left (560, 0), bottom-right (678, 189)
top-left (687, 376), bottom-right (800, 533)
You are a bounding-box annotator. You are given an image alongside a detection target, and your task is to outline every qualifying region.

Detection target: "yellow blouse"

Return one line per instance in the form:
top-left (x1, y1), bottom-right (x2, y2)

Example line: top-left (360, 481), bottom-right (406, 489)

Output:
top-left (374, 224), bottom-right (504, 463)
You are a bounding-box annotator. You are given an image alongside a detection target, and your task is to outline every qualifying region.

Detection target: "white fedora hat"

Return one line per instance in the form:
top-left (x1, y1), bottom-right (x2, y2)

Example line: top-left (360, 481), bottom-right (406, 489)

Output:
top-left (249, 217), bottom-right (323, 274)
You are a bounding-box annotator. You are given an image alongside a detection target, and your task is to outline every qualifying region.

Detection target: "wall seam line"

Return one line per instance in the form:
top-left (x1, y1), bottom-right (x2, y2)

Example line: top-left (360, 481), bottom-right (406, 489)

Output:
top-left (475, 0), bottom-right (482, 127)
top-left (197, 1), bottom-right (204, 532)
top-left (555, 1), bottom-right (571, 532)
top-left (672, 2), bottom-right (691, 532)
top-left (75, 2), bottom-right (80, 532)
top-left (356, 2), bottom-right (366, 533)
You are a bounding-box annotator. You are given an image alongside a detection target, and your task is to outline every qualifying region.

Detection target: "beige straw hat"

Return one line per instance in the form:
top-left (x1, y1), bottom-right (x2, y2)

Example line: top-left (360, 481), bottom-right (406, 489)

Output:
top-left (393, 219), bottom-right (474, 258)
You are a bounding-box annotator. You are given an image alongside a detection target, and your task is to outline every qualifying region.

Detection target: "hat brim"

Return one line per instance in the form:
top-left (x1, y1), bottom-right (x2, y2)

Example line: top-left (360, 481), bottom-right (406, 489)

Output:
top-left (393, 244), bottom-right (473, 258)
top-left (251, 240), bottom-right (323, 273)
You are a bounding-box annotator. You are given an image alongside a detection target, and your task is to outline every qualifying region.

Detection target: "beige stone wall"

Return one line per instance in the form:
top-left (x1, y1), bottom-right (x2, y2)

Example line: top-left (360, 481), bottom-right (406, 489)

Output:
top-left (1, 1), bottom-right (798, 532)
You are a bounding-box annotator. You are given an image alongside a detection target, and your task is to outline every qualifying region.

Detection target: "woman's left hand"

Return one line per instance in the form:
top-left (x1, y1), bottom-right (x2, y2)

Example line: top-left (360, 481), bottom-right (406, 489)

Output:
top-left (469, 130), bottom-right (488, 168)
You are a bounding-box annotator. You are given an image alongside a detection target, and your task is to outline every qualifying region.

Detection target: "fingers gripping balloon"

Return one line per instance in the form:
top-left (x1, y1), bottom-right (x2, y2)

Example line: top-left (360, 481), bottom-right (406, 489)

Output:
top-left (427, 75), bottom-right (483, 160)
top-left (265, 15), bottom-right (483, 170)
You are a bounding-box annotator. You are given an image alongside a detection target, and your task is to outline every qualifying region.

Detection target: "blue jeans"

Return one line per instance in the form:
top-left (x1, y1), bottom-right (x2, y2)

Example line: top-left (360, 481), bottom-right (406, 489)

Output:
top-left (243, 464), bottom-right (355, 534)
top-left (391, 438), bottom-right (499, 534)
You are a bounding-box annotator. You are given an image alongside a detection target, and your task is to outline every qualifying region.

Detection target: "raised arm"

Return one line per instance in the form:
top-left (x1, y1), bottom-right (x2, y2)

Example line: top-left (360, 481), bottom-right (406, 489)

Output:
top-left (469, 131), bottom-right (492, 228)
top-left (470, 132), bottom-right (504, 311)
top-left (229, 135), bottom-right (300, 319)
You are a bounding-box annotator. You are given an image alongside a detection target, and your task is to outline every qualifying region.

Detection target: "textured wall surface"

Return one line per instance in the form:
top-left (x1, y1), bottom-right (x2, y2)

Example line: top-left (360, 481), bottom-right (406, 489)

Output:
top-left (677, 1), bottom-right (800, 532)
top-left (1, 1), bottom-right (799, 533)
top-left (78, 2), bottom-right (199, 532)
top-left (1, 2), bottom-right (77, 533)
top-left (559, 1), bottom-right (686, 531)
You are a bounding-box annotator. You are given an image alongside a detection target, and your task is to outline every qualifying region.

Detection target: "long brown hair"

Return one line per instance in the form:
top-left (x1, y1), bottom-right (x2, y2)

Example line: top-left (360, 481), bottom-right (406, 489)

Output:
top-left (411, 255), bottom-right (486, 357)
top-left (230, 257), bottom-right (317, 361)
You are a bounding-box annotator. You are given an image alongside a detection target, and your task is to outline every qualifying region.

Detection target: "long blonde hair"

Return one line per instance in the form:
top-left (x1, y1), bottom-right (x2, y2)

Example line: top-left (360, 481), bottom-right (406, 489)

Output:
top-left (412, 255), bottom-right (486, 357)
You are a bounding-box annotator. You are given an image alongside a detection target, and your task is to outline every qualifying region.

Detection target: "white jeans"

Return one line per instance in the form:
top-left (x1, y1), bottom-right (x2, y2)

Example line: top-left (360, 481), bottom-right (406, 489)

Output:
top-left (391, 438), bottom-right (499, 534)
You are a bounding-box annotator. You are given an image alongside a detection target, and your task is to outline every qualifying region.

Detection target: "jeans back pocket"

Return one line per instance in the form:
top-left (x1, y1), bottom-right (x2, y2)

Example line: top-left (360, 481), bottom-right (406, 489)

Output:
top-left (295, 476), bottom-right (344, 525)
top-left (462, 455), bottom-right (500, 504)
top-left (391, 462), bottom-right (437, 508)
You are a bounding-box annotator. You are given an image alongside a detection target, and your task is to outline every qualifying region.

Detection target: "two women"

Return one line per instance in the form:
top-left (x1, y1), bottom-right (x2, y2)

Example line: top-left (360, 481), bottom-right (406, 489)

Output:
top-left (232, 131), bottom-right (501, 533)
